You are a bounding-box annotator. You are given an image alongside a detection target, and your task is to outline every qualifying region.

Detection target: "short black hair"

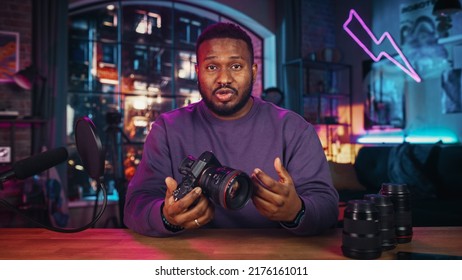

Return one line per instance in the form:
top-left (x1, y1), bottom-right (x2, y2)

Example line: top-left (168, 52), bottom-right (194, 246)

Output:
top-left (196, 22), bottom-right (254, 63)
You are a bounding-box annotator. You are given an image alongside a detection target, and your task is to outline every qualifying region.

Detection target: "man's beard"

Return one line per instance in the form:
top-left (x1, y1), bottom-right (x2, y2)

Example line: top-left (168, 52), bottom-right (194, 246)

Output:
top-left (198, 78), bottom-right (254, 117)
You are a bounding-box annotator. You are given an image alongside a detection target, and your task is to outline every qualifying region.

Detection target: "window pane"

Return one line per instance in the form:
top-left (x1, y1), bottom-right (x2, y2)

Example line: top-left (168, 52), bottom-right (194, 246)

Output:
top-left (173, 11), bottom-right (216, 51)
top-left (122, 5), bottom-right (172, 47)
top-left (121, 44), bottom-right (172, 96)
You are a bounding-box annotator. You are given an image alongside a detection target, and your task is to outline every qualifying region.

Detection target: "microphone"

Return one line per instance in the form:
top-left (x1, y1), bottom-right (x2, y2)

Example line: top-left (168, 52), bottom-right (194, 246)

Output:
top-left (0, 147), bottom-right (68, 183)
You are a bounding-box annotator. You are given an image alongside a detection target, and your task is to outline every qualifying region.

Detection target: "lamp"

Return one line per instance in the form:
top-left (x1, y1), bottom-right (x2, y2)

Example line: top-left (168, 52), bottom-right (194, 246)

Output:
top-left (433, 0), bottom-right (462, 16)
top-left (13, 66), bottom-right (39, 90)
top-left (12, 66), bottom-right (47, 117)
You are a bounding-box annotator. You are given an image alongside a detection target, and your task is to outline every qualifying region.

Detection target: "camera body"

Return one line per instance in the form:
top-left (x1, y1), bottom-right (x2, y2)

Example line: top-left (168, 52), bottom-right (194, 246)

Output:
top-left (173, 151), bottom-right (252, 210)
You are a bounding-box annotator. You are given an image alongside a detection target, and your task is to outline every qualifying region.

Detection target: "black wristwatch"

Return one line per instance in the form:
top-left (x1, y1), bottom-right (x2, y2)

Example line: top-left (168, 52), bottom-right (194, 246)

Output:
top-left (281, 199), bottom-right (305, 228)
top-left (160, 203), bottom-right (184, 232)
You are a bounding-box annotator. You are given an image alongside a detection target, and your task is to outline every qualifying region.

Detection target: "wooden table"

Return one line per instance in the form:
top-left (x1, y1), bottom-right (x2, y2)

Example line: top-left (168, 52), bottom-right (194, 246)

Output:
top-left (0, 227), bottom-right (461, 260)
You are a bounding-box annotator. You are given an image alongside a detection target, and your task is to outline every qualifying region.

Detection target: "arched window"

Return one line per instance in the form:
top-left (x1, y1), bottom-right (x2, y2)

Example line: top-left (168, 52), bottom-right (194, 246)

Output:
top-left (66, 1), bottom-right (267, 198)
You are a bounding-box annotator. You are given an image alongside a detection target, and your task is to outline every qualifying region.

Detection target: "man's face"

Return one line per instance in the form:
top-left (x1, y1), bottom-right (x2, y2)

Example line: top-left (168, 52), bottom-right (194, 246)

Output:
top-left (196, 38), bottom-right (257, 120)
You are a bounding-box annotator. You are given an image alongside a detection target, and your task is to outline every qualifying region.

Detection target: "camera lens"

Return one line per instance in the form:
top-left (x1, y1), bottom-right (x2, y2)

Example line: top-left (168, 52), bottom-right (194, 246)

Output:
top-left (341, 200), bottom-right (382, 259)
top-left (364, 194), bottom-right (397, 250)
top-left (379, 183), bottom-right (413, 243)
top-left (225, 172), bottom-right (252, 209)
top-left (200, 167), bottom-right (252, 210)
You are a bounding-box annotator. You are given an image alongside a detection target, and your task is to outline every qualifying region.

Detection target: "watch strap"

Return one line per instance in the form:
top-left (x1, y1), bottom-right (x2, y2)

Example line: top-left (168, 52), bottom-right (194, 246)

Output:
top-left (281, 199), bottom-right (305, 228)
top-left (160, 202), bottom-right (185, 232)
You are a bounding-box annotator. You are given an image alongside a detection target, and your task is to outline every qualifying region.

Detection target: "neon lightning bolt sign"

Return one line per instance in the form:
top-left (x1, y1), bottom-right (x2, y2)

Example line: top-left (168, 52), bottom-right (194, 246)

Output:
top-left (343, 9), bottom-right (421, 83)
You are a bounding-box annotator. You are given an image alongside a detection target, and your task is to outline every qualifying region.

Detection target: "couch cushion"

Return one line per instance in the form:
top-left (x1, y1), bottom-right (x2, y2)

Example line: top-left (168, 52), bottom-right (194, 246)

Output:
top-left (388, 142), bottom-right (438, 199)
top-left (436, 145), bottom-right (462, 197)
top-left (328, 161), bottom-right (366, 191)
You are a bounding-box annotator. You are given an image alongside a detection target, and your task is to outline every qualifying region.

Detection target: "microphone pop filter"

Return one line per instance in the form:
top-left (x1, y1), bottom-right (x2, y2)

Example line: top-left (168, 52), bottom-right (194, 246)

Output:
top-left (74, 117), bottom-right (105, 181)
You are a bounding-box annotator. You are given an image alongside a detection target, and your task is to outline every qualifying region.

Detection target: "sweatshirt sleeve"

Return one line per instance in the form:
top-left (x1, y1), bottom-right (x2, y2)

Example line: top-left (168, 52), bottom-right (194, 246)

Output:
top-left (280, 122), bottom-right (339, 236)
top-left (123, 117), bottom-right (183, 237)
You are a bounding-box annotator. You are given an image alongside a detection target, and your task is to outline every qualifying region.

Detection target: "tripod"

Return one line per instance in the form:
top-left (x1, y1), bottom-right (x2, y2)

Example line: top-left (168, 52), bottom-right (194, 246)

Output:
top-left (92, 114), bottom-right (130, 228)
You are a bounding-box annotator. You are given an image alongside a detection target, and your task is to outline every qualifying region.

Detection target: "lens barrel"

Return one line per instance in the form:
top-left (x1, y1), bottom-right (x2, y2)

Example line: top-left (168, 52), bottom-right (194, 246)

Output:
top-left (364, 194), bottom-right (397, 250)
top-left (200, 166), bottom-right (252, 210)
top-left (379, 183), bottom-right (413, 243)
top-left (342, 200), bottom-right (382, 259)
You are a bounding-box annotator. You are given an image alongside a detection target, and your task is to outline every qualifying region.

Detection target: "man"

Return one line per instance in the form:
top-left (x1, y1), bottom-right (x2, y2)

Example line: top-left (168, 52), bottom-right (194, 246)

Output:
top-left (124, 22), bottom-right (339, 237)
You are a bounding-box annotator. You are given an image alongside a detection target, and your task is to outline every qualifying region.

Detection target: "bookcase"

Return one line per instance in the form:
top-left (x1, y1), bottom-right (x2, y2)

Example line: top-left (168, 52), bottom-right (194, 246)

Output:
top-left (283, 59), bottom-right (352, 161)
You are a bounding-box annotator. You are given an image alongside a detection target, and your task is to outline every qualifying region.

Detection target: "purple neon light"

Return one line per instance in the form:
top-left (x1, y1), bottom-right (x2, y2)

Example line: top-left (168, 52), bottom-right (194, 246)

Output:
top-left (343, 9), bottom-right (421, 83)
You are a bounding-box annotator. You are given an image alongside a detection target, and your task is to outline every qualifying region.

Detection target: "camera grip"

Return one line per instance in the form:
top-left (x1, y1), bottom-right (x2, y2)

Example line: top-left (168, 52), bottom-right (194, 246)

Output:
top-left (172, 178), bottom-right (201, 208)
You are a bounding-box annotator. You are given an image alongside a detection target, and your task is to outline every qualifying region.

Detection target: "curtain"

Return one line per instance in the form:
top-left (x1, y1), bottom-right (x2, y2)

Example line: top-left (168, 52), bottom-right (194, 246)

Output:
top-left (32, 0), bottom-right (68, 168)
top-left (275, 0), bottom-right (302, 112)
top-left (32, 0), bottom-right (69, 226)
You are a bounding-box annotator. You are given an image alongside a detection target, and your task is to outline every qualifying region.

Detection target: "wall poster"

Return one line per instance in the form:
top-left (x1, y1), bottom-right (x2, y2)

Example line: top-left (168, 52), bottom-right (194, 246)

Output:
top-left (400, 1), bottom-right (461, 114)
top-left (363, 0), bottom-right (460, 129)
top-left (0, 31), bottom-right (19, 82)
top-left (399, 1), bottom-right (448, 78)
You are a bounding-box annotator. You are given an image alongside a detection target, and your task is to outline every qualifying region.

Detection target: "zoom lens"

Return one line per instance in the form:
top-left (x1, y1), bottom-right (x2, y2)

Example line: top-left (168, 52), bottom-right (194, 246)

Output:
top-left (364, 194), bottom-right (397, 250)
top-left (342, 200), bottom-right (382, 259)
top-left (380, 183), bottom-right (413, 243)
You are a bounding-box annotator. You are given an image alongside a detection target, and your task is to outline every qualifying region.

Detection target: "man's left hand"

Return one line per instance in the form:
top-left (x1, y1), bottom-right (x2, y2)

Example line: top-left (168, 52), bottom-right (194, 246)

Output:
top-left (251, 157), bottom-right (302, 223)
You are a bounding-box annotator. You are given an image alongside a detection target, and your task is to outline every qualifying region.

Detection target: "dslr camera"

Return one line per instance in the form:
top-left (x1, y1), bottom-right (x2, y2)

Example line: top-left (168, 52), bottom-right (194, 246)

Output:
top-left (173, 151), bottom-right (252, 210)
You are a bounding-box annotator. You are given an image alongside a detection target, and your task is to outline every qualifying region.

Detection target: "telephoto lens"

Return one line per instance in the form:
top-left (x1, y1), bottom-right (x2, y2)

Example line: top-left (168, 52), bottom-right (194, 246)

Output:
top-left (341, 200), bottom-right (382, 259)
top-left (379, 183), bottom-right (413, 243)
top-left (364, 194), bottom-right (397, 250)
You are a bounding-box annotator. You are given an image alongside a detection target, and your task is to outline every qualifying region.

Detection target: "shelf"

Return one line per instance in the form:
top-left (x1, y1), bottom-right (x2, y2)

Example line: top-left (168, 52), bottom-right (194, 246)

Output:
top-left (0, 118), bottom-right (46, 164)
top-left (313, 123), bottom-right (350, 127)
top-left (0, 118), bottom-right (46, 124)
top-left (437, 34), bottom-right (462, 46)
top-left (283, 58), bottom-right (353, 162)
top-left (304, 93), bottom-right (350, 98)
top-left (285, 58), bottom-right (351, 70)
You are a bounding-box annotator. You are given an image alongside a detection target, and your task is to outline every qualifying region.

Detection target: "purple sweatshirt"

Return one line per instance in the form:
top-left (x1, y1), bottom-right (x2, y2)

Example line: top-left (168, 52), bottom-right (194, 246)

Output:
top-left (124, 97), bottom-right (339, 237)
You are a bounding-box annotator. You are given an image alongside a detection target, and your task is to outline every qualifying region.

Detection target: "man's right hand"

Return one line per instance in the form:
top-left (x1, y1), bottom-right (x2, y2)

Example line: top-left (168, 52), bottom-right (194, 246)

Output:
top-left (162, 177), bottom-right (215, 229)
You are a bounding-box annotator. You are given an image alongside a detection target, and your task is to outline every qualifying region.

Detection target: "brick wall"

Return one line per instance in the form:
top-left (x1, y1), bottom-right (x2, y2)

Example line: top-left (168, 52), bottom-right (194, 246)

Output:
top-left (300, 0), bottom-right (336, 58)
top-left (0, 0), bottom-right (33, 162)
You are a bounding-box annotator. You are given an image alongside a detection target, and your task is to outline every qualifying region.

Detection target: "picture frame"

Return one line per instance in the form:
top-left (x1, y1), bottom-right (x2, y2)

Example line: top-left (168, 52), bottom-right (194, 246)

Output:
top-left (0, 31), bottom-right (19, 82)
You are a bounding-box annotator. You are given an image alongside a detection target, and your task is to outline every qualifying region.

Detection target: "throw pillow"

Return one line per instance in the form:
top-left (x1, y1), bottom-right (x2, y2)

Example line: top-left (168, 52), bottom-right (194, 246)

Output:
top-left (328, 161), bottom-right (366, 191)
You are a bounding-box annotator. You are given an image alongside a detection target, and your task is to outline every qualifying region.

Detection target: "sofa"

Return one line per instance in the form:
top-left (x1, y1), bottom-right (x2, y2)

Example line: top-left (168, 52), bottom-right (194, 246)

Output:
top-left (330, 142), bottom-right (462, 227)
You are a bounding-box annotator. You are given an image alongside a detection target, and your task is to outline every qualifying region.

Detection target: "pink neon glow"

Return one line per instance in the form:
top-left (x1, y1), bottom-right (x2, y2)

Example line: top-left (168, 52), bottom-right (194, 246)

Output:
top-left (343, 9), bottom-right (422, 83)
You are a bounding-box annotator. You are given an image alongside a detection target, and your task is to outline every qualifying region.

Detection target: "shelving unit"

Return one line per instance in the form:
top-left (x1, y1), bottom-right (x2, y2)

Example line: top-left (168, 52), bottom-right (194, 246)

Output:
top-left (0, 119), bottom-right (46, 164)
top-left (283, 59), bottom-right (353, 162)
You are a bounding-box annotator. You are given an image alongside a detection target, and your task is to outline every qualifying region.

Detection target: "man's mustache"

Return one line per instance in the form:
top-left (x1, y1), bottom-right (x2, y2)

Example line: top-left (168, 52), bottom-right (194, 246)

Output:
top-left (213, 85), bottom-right (237, 95)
